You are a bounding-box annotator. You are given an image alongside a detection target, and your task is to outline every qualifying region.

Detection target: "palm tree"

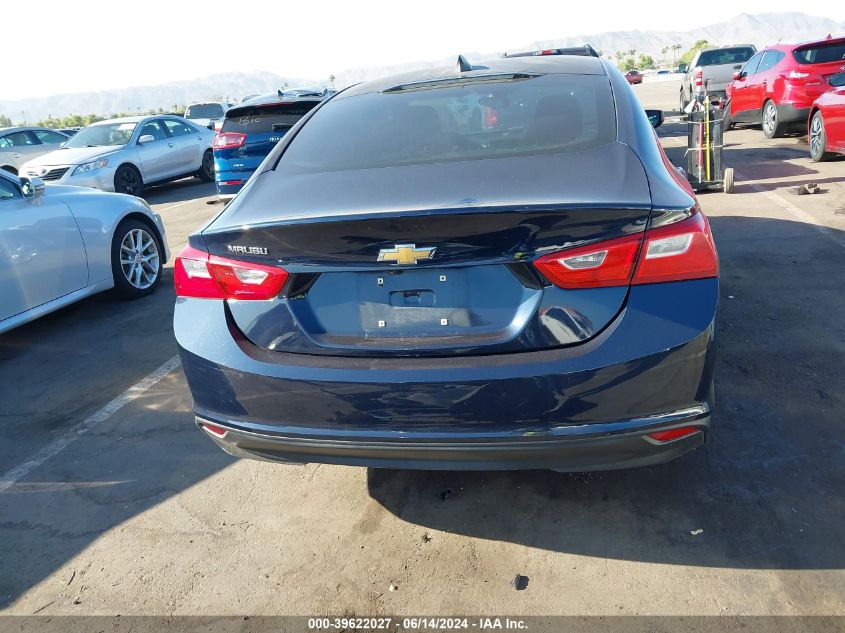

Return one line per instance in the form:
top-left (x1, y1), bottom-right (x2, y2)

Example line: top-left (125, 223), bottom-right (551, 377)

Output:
top-left (672, 44), bottom-right (682, 65)
top-left (661, 46), bottom-right (670, 67)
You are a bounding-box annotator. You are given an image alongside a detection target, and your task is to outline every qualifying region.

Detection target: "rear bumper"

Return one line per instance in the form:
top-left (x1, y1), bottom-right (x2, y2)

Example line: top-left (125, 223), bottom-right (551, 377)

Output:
top-left (176, 278), bottom-right (718, 471)
top-left (776, 103), bottom-right (811, 124)
top-left (196, 408), bottom-right (710, 471)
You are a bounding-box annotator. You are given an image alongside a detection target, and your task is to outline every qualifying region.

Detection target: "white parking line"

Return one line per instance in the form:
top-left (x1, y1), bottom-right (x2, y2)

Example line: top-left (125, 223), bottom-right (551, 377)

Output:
top-left (153, 199), bottom-right (195, 214)
top-left (0, 355), bottom-right (181, 493)
top-left (734, 170), bottom-right (845, 251)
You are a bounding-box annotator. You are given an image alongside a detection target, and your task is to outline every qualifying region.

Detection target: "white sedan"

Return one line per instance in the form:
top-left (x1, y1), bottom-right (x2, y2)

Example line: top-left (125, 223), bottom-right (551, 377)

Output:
top-left (20, 115), bottom-right (215, 197)
top-left (0, 170), bottom-right (169, 334)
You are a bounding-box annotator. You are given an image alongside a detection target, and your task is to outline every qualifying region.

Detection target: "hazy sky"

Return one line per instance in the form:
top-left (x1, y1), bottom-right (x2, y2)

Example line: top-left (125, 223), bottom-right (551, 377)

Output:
top-left (7, 0), bottom-right (844, 100)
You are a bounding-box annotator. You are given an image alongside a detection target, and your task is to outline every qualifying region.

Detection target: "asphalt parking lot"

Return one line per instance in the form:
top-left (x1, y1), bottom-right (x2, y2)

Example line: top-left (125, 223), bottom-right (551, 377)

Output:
top-left (1, 79), bottom-right (844, 617)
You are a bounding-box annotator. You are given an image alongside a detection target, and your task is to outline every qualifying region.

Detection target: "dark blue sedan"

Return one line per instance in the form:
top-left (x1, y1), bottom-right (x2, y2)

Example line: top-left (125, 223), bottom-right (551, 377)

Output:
top-left (212, 89), bottom-right (330, 199)
top-left (174, 51), bottom-right (718, 472)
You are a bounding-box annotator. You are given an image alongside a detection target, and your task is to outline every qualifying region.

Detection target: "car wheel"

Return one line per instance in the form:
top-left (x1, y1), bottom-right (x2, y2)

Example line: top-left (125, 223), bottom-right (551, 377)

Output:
top-left (198, 149), bottom-right (214, 182)
top-left (723, 167), bottom-right (735, 194)
top-left (809, 111), bottom-right (832, 162)
top-left (114, 164), bottom-right (144, 197)
top-left (721, 103), bottom-right (733, 131)
top-left (679, 88), bottom-right (686, 114)
top-left (762, 100), bottom-right (783, 139)
top-left (111, 219), bottom-right (162, 298)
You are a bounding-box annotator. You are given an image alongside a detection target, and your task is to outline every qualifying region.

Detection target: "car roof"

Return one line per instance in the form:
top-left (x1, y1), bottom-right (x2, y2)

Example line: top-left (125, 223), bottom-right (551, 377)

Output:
top-left (765, 34), bottom-right (845, 52)
top-left (87, 114), bottom-right (186, 126)
top-left (699, 44), bottom-right (756, 51)
top-left (0, 126), bottom-right (67, 135)
top-left (338, 55), bottom-right (607, 99)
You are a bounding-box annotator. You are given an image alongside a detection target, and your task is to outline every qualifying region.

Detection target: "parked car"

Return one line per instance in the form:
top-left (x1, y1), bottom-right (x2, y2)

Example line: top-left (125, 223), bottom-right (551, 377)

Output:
top-left (0, 127), bottom-right (69, 175)
top-left (58, 127), bottom-right (81, 137)
top-left (625, 70), bottom-right (643, 84)
top-left (184, 102), bottom-right (231, 130)
top-left (212, 90), bottom-right (328, 199)
top-left (726, 35), bottom-right (845, 138)
top-left (0, 170), bottom-right (168, 334)
top-left (680, 45), bottom-right (757, 110)
top-left (174, 52), bottom-right (719, 472)
top-left (808, 72), bottom-right (845, 161)
top-left (20, 115), bottom-right (215, 196)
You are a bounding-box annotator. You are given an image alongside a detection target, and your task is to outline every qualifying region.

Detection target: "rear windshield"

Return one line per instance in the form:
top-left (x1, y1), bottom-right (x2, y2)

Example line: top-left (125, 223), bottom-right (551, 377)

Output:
top-left (185, 104), bottom-right (225, 119)
top-left (276, 73), bottom-right (616, 174)
top-left (697, 47), bottom-right (755, 66)
top-left (793, 41), bottom-right (845, 64)
top-left (222, 102), bottom-right (319, 134)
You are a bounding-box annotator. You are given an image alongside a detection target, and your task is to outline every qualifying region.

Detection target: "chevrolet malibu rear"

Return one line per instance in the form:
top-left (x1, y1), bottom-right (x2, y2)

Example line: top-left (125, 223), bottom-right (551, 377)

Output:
top-left (174, 55), bottom-right (719, 472)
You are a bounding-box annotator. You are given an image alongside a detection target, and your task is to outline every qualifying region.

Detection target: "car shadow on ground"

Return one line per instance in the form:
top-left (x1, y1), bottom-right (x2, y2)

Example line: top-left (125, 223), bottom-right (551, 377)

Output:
top-left (142, 179), bottom-right (216, 205)
top-left (368, 215), bottom-right (845, 571)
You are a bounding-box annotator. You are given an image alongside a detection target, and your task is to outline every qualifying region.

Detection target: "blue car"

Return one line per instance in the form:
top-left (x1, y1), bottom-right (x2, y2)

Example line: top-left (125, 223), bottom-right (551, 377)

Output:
top-left (175, 50), bottom-right (718, 472)
top-left (212, 90), bottom-right (329, 199)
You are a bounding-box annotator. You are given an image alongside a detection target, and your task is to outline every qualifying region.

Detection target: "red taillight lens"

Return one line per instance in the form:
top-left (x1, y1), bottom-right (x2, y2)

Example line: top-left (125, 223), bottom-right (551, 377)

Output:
top-left (483, 106), bottom-right (498, 128)
top-left (534, 234), bottom-right (642, 289)
top-left (647, 426), bottom-right (700, 442)
top-left (202, 424), bottom-right (228, 439)
top-left (694, 68), bottom-right (703, 88)
top-left (212, 132), bottom-right (246, 150)
top-left (174, 245), bottom-right (288, 300)
top-left (534, 211), bottom-right (718, 289)
top-left (632, 212), bottom-right (718, 284)
top-left (786, 70), bottom-right (810, 80)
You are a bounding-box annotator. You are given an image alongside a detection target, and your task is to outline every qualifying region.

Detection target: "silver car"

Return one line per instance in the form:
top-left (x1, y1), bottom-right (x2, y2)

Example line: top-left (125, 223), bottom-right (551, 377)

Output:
top-left (0, 170), bottom-right (169, 334)
top-left (184, 102), bottom-right (231, 130)
top-left (0, 127), bottom-right (70, 175)
top-left (19, 115), bottom-right (216, 196)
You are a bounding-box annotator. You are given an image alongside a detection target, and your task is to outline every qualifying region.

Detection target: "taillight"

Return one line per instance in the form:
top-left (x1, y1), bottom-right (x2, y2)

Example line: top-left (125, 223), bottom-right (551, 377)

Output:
top-left (786, 70), bottom-right (810, 80)
top-left (534, 235), bottom-right (642, 289)
top-left (212, 132), bottom-right (246, 150)
top-left (632, 211), bottom-right (718, 284)
top-left (174, 245), bottom-right (288, 300)
top-left (534, 211), bottom-right (718, 289)
top-left (483, 106), bottom-right (498, 128)
top-left (694, 68), bottom-right (703, 90)
top-left (646, 426), bottom-right (700, 442)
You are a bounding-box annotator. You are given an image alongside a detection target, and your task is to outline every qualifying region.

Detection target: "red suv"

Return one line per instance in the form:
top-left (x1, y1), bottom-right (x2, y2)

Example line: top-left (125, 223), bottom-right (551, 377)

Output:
top-left (726, 35), bottom-right (845, 138)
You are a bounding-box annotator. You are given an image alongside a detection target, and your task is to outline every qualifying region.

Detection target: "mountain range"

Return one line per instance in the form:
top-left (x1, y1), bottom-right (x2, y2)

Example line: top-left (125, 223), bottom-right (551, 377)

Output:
top-left (3, 12), bottom-right (843, 123)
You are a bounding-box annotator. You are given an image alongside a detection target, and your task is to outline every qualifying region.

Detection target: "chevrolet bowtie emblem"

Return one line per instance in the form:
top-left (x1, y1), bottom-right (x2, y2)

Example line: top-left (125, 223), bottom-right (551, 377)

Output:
top-left (377, 244), bottom-right (436, 265)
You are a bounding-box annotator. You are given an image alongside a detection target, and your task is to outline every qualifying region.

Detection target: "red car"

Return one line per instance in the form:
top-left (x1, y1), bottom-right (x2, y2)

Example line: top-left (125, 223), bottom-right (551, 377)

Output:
top-left (809, 72), bottom-right (845, 161)
top-left (625, 70), bottom-right (643, 85)
top-left (725, 35), bottom-right (845, 138)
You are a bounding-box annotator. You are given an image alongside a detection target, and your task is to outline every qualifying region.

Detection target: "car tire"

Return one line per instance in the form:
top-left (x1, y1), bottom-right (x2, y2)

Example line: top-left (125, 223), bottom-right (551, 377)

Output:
top-left (679, 87), bottom-right (687, 114)
top-left (723, 167), bottom-right (735, 194)
top-left (721, 103), bottom-right (734, 131)
top-left (809, 111), bottom-right (833, 162)
top-left (761, 100), bottom-right (784, 139)
top-left (198, 149), bottom-right (214, 182)
top-left (114, 164), bottom-right (144, 197)
top-left (111, 218), bottom-right (163, 298)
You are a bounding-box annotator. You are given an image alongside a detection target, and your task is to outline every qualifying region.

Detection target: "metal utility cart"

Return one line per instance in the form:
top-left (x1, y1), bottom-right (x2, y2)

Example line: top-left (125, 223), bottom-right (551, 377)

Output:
top-left (686, 96), bottom-right (735, 193)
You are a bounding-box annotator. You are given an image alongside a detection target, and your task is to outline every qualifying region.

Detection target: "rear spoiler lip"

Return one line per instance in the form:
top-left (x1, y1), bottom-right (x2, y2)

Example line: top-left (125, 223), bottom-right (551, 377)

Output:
top-left (792, 35), bottom-right (845, 52)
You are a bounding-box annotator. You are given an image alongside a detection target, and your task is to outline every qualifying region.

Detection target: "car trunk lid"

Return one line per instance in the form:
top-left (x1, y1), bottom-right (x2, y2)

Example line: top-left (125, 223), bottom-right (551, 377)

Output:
top-left (202, 142), bottom-right (655, 357)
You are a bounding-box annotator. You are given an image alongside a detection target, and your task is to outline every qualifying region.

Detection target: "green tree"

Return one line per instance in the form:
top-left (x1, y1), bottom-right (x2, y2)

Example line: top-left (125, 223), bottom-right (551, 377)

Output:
top-left (621, 58), bottom-right (637, 71)
top-left (637, 54), bottom-right (656, 69)
top-left (680, 39), bottom-right (710, 65)
top-left (0, 114), bottom-right (12, 127)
